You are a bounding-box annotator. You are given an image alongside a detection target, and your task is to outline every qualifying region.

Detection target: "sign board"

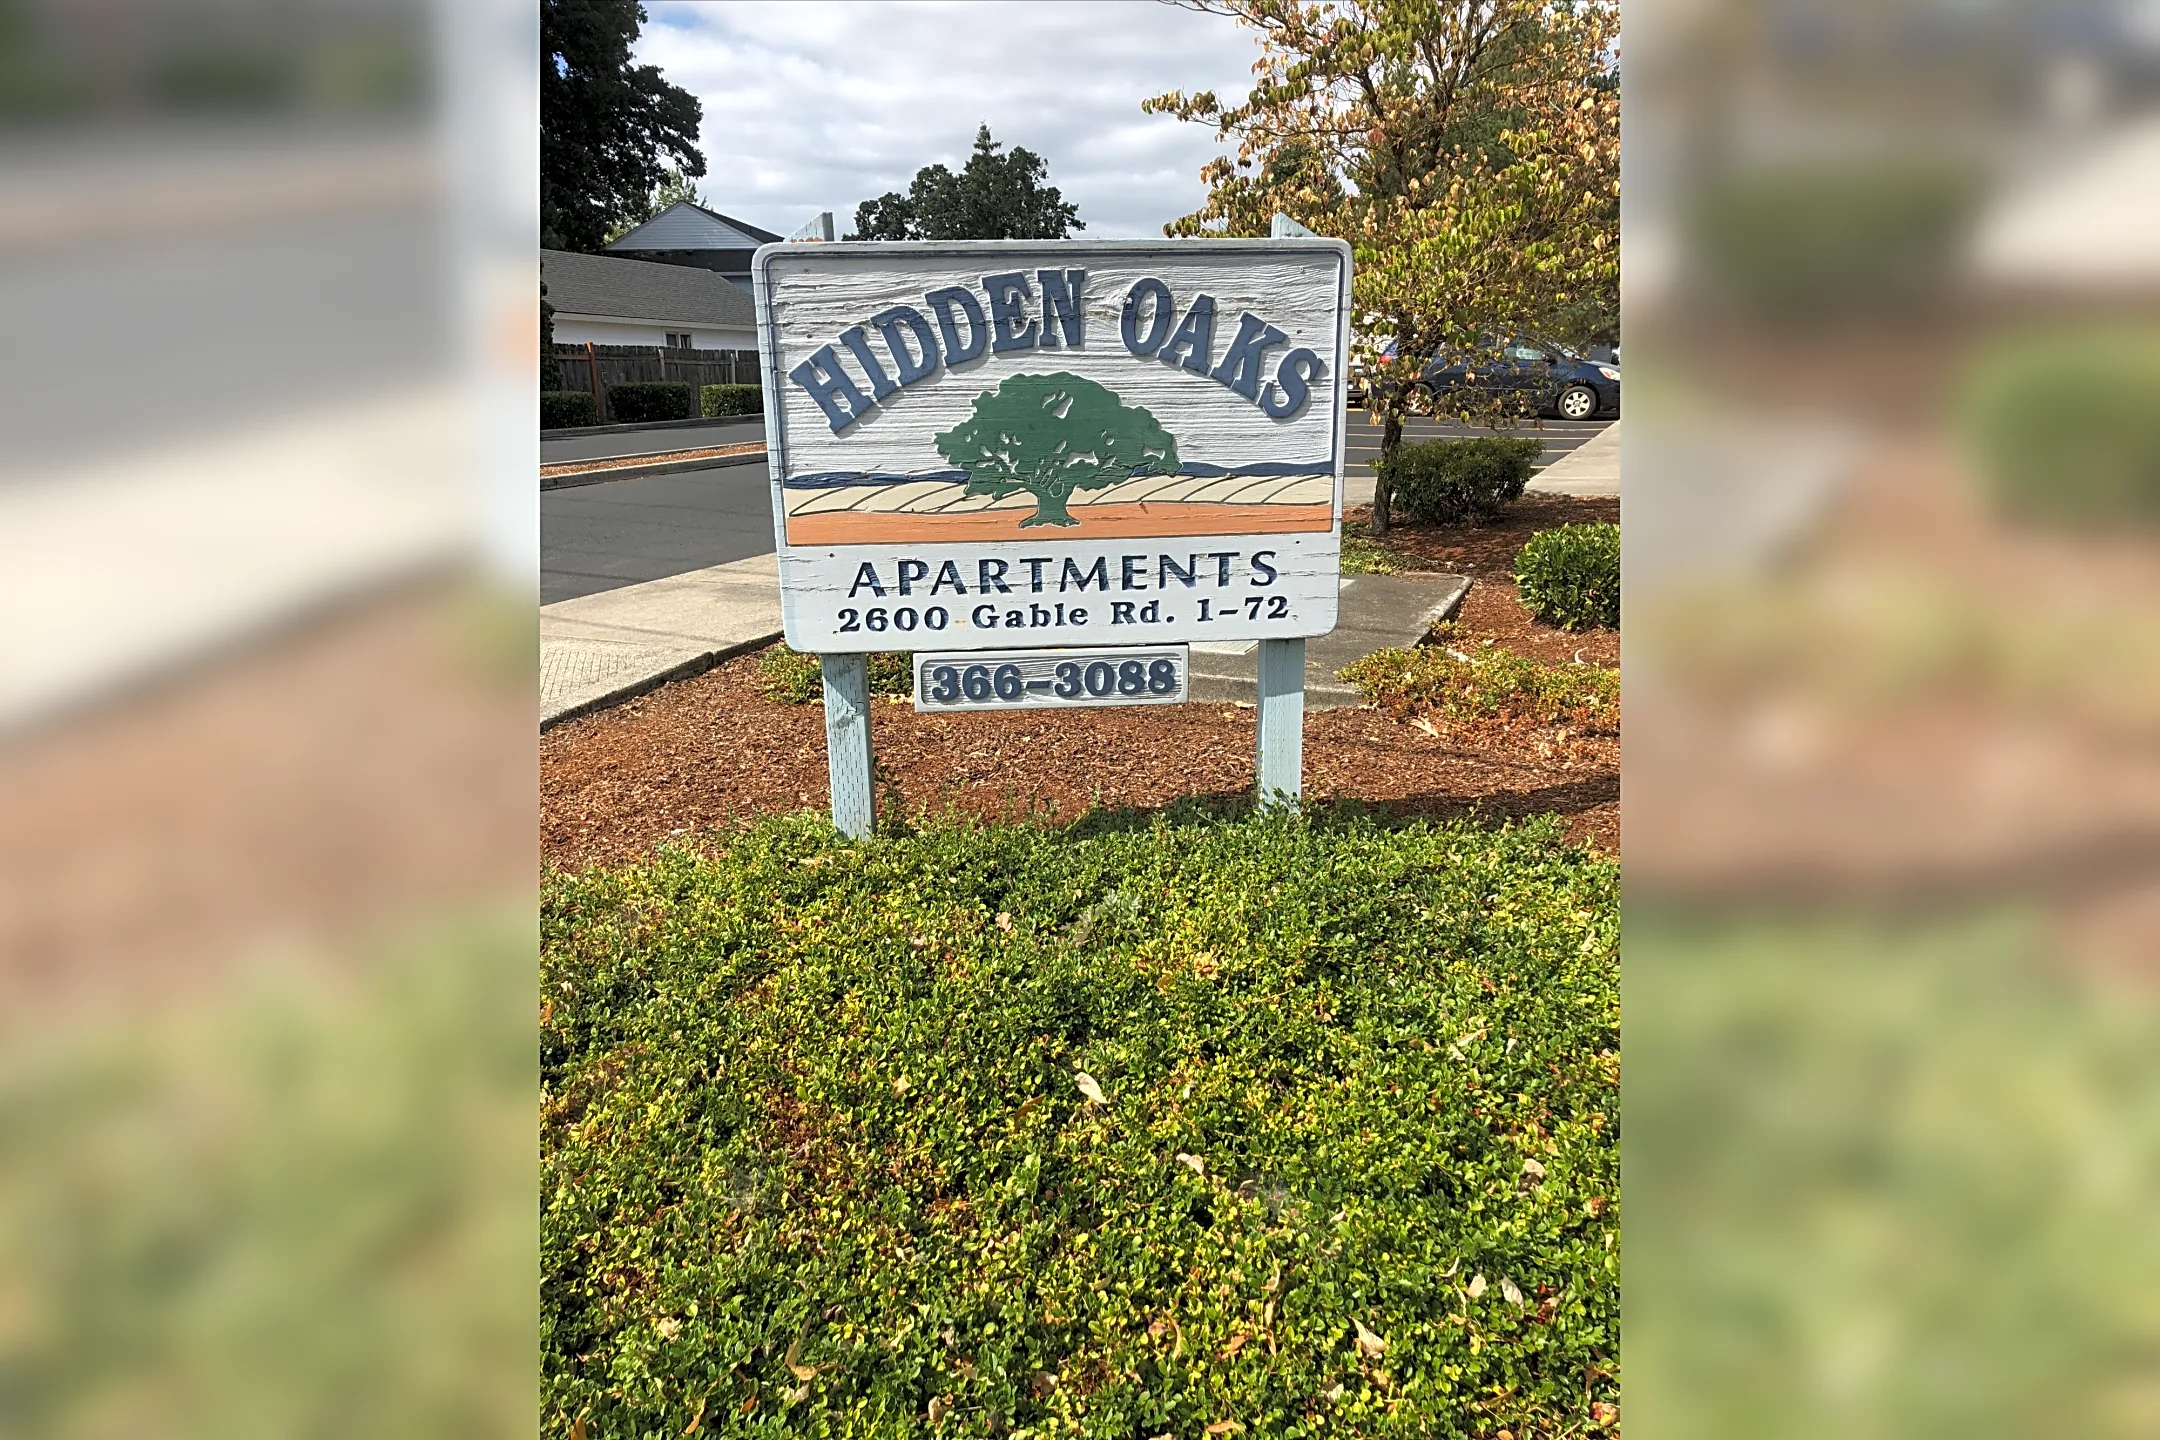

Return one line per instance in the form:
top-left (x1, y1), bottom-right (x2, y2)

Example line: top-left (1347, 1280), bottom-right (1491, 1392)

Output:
top-left (752, 240), bottom-right (1352, 654)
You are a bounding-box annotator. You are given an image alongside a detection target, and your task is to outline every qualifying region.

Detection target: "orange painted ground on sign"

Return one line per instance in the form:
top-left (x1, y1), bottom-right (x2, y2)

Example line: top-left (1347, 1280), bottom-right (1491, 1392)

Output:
top-left (783, 500), bottom-right (1335, 545)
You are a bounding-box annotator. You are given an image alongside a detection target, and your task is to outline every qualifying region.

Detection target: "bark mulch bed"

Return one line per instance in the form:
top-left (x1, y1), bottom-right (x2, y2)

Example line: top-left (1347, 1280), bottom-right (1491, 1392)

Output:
top-left (1350, 496), bottom-right (1621, 669)
top-left (541, 647), bottom-right (1617, 873)
top-left (540, 494), bottom-right (1620, 872)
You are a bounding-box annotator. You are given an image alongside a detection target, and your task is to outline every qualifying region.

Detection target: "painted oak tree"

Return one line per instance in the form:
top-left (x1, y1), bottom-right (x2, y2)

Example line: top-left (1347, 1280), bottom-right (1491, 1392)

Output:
top-left (1148, 0), bottom-right (1619, 533)
top-left (936, 373), bottom-right (1180, 528)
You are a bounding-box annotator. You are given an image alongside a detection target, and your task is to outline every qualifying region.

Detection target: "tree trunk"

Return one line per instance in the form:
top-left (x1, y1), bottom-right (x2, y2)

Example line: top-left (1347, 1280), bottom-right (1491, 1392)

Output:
top-left (1371, 402), bottom-right (1405, 537)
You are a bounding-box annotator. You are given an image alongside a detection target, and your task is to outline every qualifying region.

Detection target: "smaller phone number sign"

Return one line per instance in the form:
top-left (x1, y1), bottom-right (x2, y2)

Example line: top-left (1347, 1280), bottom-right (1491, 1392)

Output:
top-left (913, 646), bottom-right (1189, 713)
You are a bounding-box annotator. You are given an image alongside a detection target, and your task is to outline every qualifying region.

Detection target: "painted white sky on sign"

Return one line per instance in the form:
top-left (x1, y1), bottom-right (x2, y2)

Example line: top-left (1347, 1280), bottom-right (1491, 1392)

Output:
top-left (637, 0), bottom-right (1261, 240)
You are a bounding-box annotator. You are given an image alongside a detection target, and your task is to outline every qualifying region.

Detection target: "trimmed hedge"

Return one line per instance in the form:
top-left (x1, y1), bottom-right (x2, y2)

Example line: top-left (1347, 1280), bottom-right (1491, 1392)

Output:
top-left (758, 644), bottom-right (913, 704)
top-left (702, 383), bottom-right (763, 418)
top-left (606, 380), bottom-right (696, 424)
top-left (1515, 522), bottom-right (1621, 630)
top-left (542, 812), bottom-right (1619, 1437)
top-left (1381, 436), bottom-right (1543, 525)
top-left (1960, 327), bottom-right (2160, 527)
top-left (542, 390), bottom-right (595, 429)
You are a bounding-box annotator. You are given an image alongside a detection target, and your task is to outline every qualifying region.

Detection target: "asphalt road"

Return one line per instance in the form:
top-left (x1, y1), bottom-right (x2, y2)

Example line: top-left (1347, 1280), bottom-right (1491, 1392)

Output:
top-left (543, 462), bottom-right (776, 605)
top-left (542, 418), bottom-right (765, 465)
top-left (541, 414), bottom-right (1614, 605)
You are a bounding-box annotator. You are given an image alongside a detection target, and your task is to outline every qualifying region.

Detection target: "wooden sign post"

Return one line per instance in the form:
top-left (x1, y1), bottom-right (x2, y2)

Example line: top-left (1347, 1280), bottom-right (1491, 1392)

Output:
top-left (753, 235), bottom-right (1352, 836)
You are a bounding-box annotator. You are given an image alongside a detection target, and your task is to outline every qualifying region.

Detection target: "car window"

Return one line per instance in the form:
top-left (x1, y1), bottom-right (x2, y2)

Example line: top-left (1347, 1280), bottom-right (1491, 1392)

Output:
top-left (1508, 344), bottom-right (1548, 363)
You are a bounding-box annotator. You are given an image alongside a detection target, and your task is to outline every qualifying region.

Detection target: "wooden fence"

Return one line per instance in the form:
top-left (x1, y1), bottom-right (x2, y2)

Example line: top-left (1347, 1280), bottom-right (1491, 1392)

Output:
top-left (552, 343), bottom-right (760, 422)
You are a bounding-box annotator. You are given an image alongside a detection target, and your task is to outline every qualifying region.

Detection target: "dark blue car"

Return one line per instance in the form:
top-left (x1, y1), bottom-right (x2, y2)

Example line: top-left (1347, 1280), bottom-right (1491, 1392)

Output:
top-left (1417, 337), bottom-right (1619, 421)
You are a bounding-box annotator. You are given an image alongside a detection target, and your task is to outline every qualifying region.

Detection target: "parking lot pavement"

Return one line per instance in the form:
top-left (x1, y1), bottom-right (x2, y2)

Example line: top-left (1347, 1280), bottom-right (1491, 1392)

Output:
top-left (1341, 414), bottom-right (1611, 503)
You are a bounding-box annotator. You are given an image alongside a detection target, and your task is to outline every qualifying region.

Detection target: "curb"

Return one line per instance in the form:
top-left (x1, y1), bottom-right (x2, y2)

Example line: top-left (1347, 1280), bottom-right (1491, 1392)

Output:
top-left (1423, 574), bottom-right (1472, 627)
top-left (541, 448), bottom-right (768, 491)
top-left (542, 413), bottom-right (761, 441)
top-left (540, 629), bottom-right (784, 732)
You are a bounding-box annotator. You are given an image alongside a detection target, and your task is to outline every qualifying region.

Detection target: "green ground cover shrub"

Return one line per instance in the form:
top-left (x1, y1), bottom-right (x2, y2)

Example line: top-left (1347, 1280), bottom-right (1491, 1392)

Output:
top-left (607, 381), bottom-right (696, 424)
top-left (1515, 523), bottom-right (1620, 630)
top-left (757, 645), bottom-right (913, 704)
top-left (542, 390), bottom-right (596, 429)
top-left (1342, 643), bottom-right (1619, 729)
top-left (542, 812), bottom-right (1618, 1437)
top-left (1339, 532), bottom-right (1404, 575)
top-left (1959, 326), bottom-right (2160, 527)
top-left (702, 383), bottom-right (764, 418)
top-left (1380, 437), bottom-right (1543, 526)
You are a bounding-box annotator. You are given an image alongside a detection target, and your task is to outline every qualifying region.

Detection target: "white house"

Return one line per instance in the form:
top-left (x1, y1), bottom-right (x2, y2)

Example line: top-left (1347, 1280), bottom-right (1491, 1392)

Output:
top-left (541, 248), bottom-right (758, 351)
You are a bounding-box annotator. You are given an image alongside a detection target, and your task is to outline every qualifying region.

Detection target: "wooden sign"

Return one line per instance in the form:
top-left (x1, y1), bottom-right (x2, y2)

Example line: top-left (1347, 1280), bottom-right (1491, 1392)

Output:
top-left (753, 240), bottom-right (1352, 653)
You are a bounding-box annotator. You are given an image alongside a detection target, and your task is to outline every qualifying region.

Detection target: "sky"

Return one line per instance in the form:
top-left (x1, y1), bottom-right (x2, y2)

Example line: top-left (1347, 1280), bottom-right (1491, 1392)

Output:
top-left (636, 0), bottom-right (1264, 240)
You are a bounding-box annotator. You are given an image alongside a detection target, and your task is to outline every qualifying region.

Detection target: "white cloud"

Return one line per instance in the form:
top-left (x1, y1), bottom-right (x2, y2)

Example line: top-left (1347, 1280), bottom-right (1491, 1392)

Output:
top-left (636, 0), bottom-right (1261, 238)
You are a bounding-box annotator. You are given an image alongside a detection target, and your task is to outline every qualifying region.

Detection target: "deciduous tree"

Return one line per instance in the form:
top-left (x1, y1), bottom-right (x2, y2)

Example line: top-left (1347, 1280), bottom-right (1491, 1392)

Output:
top-left (849, 125), bottom-right (1084, 242)
top-left (542, 0), bottom-right (704, 252)
top-left (1148, 0), bottom-right (1618, 533)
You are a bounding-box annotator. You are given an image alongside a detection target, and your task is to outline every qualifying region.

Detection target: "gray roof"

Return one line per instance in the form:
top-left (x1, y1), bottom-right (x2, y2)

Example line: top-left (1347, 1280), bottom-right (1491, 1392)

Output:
top-left (604, 201), bottom-right (781, 255)
top-left (541, 249), bottom-right (757, 328)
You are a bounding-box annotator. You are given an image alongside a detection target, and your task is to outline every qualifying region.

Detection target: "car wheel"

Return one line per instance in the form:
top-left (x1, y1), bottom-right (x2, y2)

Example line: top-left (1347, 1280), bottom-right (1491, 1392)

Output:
top-left (1557, 384), bottom-right (1598, 421)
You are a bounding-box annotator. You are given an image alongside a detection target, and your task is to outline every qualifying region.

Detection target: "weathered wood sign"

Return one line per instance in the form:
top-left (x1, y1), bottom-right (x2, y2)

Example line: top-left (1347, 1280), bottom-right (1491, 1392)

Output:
top-left (753, 240), bottom-right (1352, 653)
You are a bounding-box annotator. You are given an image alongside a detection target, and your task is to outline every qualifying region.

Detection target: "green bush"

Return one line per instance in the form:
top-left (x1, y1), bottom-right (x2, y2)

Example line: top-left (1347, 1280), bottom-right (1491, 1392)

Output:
top-left (1515, 522), bottom-right (1621, 629)
top-left (1381, 436), bottom-right (1542, 525)
top-left (606, 380), bottom-right (696, 424)
top-left (542, 811), bottom-right (1619, 1437)
top-left (701, 383), bottom-right (763, 418)
top-left (1960, 327), bottom-right (2160, 527)
top-left (541, 390), bottom-right (595, 429)
top-left (757, 644), bottom-right (913, 704)
top-left (1342, 642), bottom-right (1619, 728)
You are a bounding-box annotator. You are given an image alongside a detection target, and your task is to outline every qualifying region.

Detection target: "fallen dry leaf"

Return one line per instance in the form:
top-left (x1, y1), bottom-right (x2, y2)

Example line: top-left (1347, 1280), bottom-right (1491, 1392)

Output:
top-left (1221, 1331), bottom-right (1250, 1359)
top-left (1074, 1070), bottom-right (1107, 1106)
top-left (1322, 1382), bottom-right (1346, 1401)
top-left (1591, 1401), bottom-right (1619, 1427)
top-left (1522, 1158), bottom-right (1546, 1180)
top-left (783, 1383), bottom-right (810, 1405)
top-left (1467, 1274), bottom-right (1488, 1298)
top-left (1176, 1152), bottom-right (1206, 1175)
top-left (996, 911), bottom-right (1013, 931)
top-left (892, 1074), bottom-right (911, 1097)
top-left (680, 1395), bottom-right (706, 1436)
top-left (1501, 1277), bottom-right (1524, 1306)
top-left (1205, 1421), bottom-right (1243, 1436)
top-left (1353, 1318), bottom-right (1387, 1356)
top-left (784, 1335), bottom-right (815, 1381)
top-left (655, 1317), bottom-right (681, 1340)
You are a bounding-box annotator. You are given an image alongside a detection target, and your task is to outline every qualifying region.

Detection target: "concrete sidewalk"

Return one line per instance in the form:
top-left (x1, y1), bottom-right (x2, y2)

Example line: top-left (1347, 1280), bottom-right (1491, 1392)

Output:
top-left (541, 556), bottom-right (1470, 728)
top-left (541, 552), bottom-right (782, 728)
top-left (1189, 572), bottom-right (1468, 708)
top-left (1525, 420), bottom-right (1618, 497)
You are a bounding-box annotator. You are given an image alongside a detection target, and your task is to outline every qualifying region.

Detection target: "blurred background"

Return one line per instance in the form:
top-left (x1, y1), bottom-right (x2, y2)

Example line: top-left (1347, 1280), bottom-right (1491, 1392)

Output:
top-left (1626, 0), bottom-right (2160, 1434)
top-left (0, 1), bottom-right (536, 1436)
